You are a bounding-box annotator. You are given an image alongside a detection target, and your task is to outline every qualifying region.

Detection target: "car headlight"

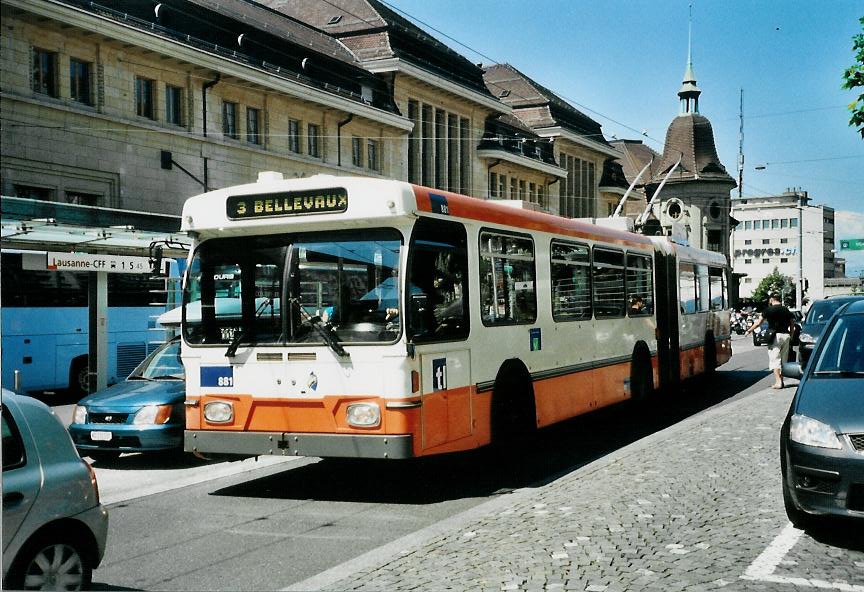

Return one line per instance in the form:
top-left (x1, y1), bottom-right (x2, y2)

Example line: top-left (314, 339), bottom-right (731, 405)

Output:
top-left (789, 414), bottom-right (842, 449)
top-left (73, 405), bottom-right (88, 424)
top-left (799, 332), bottom-right (816, 345)
top-left (203, 401), bottom-right (233, 424)
top-left (346, 403), bottom-right (381, 427)
top-left (133, 404), bottom-right (174, 425)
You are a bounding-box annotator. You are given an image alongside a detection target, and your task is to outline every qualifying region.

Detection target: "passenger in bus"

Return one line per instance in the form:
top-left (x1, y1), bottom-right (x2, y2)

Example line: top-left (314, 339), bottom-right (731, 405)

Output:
top-left (629, 295), bottom-right (644, 315)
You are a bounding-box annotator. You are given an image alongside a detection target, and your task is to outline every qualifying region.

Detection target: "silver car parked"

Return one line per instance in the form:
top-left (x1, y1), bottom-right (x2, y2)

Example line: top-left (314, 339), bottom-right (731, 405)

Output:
top-left (2, 389), bottom-right (109, 590)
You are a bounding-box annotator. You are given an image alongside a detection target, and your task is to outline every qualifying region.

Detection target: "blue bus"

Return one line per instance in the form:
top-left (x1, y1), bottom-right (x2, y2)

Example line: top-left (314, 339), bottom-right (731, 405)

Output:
top-left (1, 250), bottom-right (180, 395)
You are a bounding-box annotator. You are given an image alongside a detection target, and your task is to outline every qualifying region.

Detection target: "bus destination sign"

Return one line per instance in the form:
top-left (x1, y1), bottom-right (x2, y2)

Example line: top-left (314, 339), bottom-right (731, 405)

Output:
top-left (226, 188), bottom-right (348, 220)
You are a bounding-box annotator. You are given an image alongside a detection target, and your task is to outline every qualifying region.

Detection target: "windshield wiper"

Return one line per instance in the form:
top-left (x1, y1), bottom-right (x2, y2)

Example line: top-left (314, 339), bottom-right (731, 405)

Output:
top-left (128, 376), bottom-right (155, 382)
top-left (225, 297), bottom-right (273, 357)
top-left (813, 370), bottom-right (864, 377)
top-left (291, 300), bottom-right (348, 358)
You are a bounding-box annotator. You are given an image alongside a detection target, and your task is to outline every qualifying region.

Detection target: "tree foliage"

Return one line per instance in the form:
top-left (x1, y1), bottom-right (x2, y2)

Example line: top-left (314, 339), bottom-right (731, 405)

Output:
top-left (751, 268), bottom-right (796, 307)
top-left (843, 17), bottom-right (864, 138)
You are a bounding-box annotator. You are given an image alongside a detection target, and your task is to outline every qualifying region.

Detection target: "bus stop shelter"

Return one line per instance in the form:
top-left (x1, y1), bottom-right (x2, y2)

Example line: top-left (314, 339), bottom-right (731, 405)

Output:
top-left (1, 197), bottom-right (188, 393)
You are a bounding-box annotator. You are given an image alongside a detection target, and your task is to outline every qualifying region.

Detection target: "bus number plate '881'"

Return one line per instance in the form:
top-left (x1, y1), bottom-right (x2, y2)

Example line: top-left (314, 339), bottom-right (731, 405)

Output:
top-left (200, 367), bottom-right (234, 387)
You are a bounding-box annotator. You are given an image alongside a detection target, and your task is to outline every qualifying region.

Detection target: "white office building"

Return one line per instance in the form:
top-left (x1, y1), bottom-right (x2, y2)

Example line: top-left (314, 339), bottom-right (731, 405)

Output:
top-left (732, 189), bottom-right (835, 306)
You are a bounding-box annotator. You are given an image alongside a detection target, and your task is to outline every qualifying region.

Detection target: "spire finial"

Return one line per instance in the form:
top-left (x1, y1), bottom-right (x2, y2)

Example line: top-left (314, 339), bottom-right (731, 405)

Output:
top-left (679, 2), bottom-right (701, 113)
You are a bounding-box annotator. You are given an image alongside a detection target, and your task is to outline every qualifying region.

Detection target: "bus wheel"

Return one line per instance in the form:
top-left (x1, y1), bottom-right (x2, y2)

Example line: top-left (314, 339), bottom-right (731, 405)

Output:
top-left (490, 359), bottom-right (536, 447)
top-left (630, 344), bottom-right (653, 402)
top-left (704, 333), bottom-right (717, 374)
top-left (69, 357), bottom-right (89, 397)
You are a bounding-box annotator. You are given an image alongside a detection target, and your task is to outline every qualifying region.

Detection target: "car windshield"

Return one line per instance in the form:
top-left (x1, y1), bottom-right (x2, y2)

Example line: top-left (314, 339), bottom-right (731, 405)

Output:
top-left (812, 315), bottom-right (864, 376)
top-left (183, 229), bottom-right (403, 347)
top-left (130, 339), bottom-right (184, 380)
top-left (805, 300), bottom-right (851, 325)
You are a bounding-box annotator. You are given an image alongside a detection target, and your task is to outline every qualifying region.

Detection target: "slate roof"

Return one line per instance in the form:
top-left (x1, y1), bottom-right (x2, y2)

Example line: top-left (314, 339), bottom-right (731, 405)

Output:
top-left (258, 0), bottom-right (493, 97)
top-left (653, 114), bottom-right (735, 185)
top-left (483, 64), bottom-right (610, 147)
top-left (610, 140), bottom-right (663, 187)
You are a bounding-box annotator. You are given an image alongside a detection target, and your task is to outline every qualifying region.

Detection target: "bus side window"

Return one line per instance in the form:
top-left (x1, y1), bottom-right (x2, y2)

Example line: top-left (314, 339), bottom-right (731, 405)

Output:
top-left (679, 262), bottom-right (697, 314)
top-left (407, 219), bottom-right (469, 342)
top-left (625, 252), bottom-right (653, 316)
top-left (479, 231), bottom-right (537, 326)
top-left (593, 248), bottom-right (625, 319)
top-left (708, 267), bottom-right (725, 310)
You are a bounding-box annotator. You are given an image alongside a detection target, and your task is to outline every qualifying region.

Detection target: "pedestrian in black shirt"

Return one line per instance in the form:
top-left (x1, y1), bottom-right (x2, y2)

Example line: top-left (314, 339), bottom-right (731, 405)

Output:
top-left (745, 293), bottom-right (795, 389)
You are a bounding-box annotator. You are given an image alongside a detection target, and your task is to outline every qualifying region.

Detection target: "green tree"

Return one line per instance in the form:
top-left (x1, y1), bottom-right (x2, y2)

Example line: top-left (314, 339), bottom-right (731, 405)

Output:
top-left (751, 268), bottom-right (796, 307)
top-left (842, 16), bottom-right (864, 138)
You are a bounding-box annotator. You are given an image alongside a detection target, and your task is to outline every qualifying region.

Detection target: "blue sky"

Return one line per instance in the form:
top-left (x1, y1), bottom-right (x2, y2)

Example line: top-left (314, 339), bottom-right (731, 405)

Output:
top-left (387, 0), bottom-right (864, 273)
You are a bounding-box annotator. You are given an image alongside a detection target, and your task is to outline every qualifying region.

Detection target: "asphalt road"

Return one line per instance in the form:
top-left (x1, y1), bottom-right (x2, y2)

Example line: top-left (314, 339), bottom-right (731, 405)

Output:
top-left (65, 335), bottom-right (773, 590)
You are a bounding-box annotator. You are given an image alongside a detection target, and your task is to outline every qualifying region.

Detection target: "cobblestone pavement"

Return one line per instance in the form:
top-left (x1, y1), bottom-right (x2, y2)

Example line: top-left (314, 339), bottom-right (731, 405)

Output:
top-left (295, 385), bottom-right (864, 592)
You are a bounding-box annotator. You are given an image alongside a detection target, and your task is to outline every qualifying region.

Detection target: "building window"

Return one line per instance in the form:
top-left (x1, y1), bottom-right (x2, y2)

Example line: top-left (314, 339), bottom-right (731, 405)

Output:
top-left (707, 229), bottom-right (722, 252)
top-left (762, 239), bottom-right (770, 245)
top-left (771, 219), bottom-right (779, 229)
top-left (790, 218), bottom-right (798, 228)
top-left (307, 123), bottom-right (320, 157)
top-left (69, 58), bottom-right (92, 105)
top-left (744, 278), bottom-right (752, 284)
top-left (529, 182), bottom-right (537, 203)
top-left (538, 185), bottom-right (545, 208)
top-left (65, 191), bottom-right (99, 206)
top-left (408, 100), bottom-right (420, 183)
top-left (288, 119), bottom-right (301, 153)
top-left (135, 77), bottom-right (155, 119)
top-left (489, 172), bottom-right (498, 198)
top-left (744, 239), bottom-right (752, 245)
top-left (780, 238), bottom-right (788, 244)
top-left (165, 85), bottom-right (183, 126)
top-left (352, 136), bottom-right (362, 167)
top-left (781, 258), bottom-right (788, 263)
top-left (246, 107), bottom-right (261, 144)
top-left (753, 220), bottom-right (761, 230)
top-left (367, 139), bottom-right (379, 171)
top-left (459, 118), bottom-right (471, 194)
top-left (13, 184), bottom-right (53, 201)
top-left (32, 48), bottom-right (58, 97)
top-left (781, 218), bottom-right (788, 229)
top-left (519, 179), bottom-right (526, 200)
top-left (762, 258), bottom-right (770, 264)
top-left (435, 109), bottom-right (446, 188)
top-left (222, 101), bottom-right (238, 138)
top-left (744, 220), bottom-right (752, 230)
top-left (744, 259), bottom-right (752, 264)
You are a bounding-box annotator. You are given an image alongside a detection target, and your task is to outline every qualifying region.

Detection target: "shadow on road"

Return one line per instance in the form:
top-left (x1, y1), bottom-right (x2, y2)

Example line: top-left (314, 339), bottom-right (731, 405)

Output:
top-left (212, 368), bottom-right (770, 505)
top-left (805, 518), bottom-right (864, 552)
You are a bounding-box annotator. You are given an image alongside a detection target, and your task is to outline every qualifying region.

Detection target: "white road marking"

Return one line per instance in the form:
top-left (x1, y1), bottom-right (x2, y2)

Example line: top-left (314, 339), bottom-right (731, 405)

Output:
top-left (741, 522), bottom-right (864, 590)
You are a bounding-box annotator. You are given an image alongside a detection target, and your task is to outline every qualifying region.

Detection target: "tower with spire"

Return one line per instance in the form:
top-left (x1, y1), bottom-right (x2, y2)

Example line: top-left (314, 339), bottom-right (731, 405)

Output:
top-left (645, 6), bottom-right (736, 260)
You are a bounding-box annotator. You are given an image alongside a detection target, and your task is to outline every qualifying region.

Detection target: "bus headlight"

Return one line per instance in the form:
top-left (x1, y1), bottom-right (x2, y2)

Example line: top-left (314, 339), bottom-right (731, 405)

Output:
top-left (73, 405), bottom-right (88, 424)
top-left (346, 403), bottom-right (380, 427)
top-left (133, 404), bottom-right (173, 425)
top-left (204, 401), bottom-right (234, 424)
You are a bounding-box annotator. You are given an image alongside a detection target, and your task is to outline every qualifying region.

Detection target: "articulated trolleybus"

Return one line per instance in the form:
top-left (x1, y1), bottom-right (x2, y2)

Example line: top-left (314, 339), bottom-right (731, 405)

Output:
top-left (180, 173), bottom-right (730, 460)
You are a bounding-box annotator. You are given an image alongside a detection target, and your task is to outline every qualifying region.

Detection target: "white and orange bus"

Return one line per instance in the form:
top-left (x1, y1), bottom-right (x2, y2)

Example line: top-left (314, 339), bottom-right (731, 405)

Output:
top-left (179, 173), bottom-right (731, 459)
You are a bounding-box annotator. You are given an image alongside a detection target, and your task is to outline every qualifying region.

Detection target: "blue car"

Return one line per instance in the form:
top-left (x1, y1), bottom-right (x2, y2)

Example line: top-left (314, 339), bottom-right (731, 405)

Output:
top-left (68, 337), bottom-right (185, 462)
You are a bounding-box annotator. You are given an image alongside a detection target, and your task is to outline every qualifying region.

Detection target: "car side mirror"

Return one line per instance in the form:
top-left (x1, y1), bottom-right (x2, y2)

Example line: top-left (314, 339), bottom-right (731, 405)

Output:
top-left (781, 362), bottom-right (803, 380)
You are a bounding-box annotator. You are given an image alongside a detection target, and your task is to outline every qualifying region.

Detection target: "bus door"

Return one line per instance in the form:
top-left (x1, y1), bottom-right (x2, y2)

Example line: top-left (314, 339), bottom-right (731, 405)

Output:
top-left (653, 250), bottom-right (680, 391)
top-left (406, 218), bottom-right (472, 451)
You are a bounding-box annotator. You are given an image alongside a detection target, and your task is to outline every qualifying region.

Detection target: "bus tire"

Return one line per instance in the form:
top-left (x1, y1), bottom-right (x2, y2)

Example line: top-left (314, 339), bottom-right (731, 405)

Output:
top-left (69, 356), bottom-right (89, 397)
top-left (490, 359), bottom-right (536, 447)
top-left (704, 332), bottom-right (717, 374)
top-left (630, 343), bottom-right (653, 402)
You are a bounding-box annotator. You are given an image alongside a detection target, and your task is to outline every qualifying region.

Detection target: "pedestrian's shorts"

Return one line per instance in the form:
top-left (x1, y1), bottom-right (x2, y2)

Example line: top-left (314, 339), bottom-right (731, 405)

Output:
top-left (767, 332), bottom-right (791, 370)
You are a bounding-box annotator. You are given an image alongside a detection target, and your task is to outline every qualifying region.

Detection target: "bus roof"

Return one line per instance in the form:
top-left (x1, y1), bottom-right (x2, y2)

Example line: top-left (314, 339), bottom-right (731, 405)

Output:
top-left (181, 173), bottom-right (661, 251)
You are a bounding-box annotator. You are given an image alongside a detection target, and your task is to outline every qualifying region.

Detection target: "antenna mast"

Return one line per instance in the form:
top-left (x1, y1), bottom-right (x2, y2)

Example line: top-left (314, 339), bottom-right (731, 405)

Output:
top-left (738, 88), bottom-right (744, 198)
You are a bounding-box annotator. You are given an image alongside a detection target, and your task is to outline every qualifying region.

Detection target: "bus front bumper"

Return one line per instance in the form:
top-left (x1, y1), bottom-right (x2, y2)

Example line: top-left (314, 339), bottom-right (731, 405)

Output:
top-left (184, 430), bottom-right (414, 459)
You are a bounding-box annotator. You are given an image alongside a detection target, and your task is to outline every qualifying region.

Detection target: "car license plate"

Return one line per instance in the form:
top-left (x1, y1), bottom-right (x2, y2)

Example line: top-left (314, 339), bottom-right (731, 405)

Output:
top-left (90, 431), bottom-right (112, 442)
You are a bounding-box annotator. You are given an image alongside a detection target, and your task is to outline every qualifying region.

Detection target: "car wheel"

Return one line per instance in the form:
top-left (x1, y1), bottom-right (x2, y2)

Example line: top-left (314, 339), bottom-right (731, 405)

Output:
top-left (7, 536), bottom-right (92, 591)
top-left (782, 478), bottom-right (813, 530)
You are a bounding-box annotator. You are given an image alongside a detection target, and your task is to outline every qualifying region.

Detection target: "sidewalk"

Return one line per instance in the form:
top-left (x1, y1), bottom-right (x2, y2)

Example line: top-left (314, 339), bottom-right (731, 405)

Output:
top-left (288, 385), bottom-right (864, 592)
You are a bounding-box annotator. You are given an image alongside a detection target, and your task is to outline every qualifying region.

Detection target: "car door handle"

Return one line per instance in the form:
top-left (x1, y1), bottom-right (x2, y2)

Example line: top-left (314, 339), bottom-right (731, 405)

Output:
top-left (3, 492), bottom-right (24, 506)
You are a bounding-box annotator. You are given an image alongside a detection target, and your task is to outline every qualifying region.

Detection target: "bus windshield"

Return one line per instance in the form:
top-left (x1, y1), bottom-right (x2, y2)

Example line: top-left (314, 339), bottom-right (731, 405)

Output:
top-left (183, 229), bottom-right (402, 348)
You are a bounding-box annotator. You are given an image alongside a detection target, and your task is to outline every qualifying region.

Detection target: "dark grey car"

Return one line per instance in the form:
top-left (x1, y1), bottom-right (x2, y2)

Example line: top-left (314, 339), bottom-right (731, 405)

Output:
top-left (780, 300), bottom-right (864, 529)
top-left (798, 295), bottom-right (864, 367)
top-left (2, 390), bottom-right (109, 590)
